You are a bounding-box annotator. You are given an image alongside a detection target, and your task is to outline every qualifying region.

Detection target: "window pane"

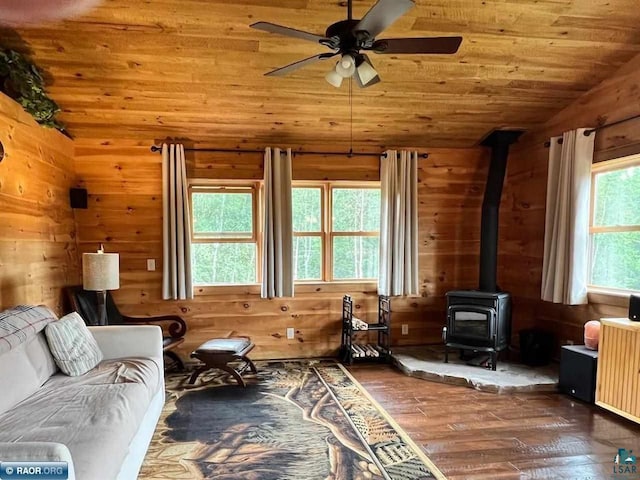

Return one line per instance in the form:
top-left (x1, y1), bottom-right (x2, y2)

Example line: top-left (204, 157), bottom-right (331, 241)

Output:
top-left (292, 188), bottom-right (321, 232)
top-left (192, 192), bottom-right (253, 238)
top-left (590, 232), bottom-right (640, 291)
top-left (333, 236), bottom-right (379, 280)
top-left (332, 188), bottom-right (380, 232)
top-left (593, 166), bottom-right (640, 226)
top-left (192, 243), bottom-right (256, 284)
top-left (294, 236), bottom-right (322, 280)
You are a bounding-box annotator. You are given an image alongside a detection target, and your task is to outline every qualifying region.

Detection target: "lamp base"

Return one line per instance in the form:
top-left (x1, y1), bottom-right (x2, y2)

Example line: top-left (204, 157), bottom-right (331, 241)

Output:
top-left (96, 290), bottom-right (108, 326)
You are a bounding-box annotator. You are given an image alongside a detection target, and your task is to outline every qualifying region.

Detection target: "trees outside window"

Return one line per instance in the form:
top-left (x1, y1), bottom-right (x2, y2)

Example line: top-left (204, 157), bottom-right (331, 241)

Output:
top-left (331, 187), bottom-right (380, 280)
top-left (190, 184), bottom-right (258, 285)
top-left (293, 183), bottom-right (380, 282)
top-left (292, 187), bottom-right (323, 281)
top-left (589, 157), bottom-right (640, 292)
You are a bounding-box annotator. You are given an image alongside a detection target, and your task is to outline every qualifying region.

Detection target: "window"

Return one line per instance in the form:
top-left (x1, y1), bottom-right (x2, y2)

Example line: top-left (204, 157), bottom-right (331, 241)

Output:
top-left (190, 181), bottom-right (379, 286)
top-left (190, 184), bottom-right (259, 285)
top-left (332, 187), bottom-right (380, 280)
top-left (589, 155), bottom-right (640, 292)
top-left (292, 187), bottom-right (323, 281)
top-left (293, 183), bottom-right (380, 281)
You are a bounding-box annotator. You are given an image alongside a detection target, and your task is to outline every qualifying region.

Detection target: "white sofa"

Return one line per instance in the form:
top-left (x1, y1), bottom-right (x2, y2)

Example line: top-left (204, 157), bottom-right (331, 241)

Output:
top-left (0, 307), bottom-right (164, 480)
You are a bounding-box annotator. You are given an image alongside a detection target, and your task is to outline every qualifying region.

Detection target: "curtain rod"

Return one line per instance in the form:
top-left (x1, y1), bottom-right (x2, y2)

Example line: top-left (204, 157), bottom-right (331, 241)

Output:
top-left (544, 112), bottom-right (640, 148)
top-left (149, 145), bottom-right (429, 158)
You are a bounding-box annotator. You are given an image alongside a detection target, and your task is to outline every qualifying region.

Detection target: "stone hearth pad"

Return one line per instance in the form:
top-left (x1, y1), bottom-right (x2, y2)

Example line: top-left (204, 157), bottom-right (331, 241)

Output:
top-left (392, 346), bottom-right (558, 394)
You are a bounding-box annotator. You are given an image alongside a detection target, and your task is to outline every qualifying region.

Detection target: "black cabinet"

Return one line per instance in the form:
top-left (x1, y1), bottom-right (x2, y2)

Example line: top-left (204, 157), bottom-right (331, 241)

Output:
top-left (340, 295), bottom-right (391, 365)
top-left (559, 345), bottom-right (598, 403)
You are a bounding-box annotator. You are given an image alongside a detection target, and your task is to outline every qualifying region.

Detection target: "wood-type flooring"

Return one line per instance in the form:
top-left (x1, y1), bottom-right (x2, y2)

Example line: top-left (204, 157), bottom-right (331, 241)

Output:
top-left (349, 364), bottom-right (640, 480)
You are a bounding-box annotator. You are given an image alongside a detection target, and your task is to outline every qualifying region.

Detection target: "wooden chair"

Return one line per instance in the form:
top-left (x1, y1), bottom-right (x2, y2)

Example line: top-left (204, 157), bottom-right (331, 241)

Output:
top-left (64, 285), bottom-right (187, 370)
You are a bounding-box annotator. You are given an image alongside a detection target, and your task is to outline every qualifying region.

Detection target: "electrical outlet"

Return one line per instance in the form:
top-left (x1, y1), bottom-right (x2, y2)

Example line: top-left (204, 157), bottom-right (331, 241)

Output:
top-left (566, 339), bottom-right (575, 345)
top-left (146, 259), bottom-right (156, 271)
top-left (286, 327), bottom-right (295, 340)
top-left (402, 324), bottom-right (409, 335)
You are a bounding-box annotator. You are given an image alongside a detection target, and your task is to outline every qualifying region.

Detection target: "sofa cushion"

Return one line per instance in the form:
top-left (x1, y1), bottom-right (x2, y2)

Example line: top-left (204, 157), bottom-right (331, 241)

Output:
top-left (0, 333), bottom-right (58, 415)
top-left (45, 312), bottom-right (103, 376)
top-left (0, 358), bottom-right (161, 480)
top-left (45, 357), bottom-right (162, 401)
top-left (194, 337), bottom-right (252, 354)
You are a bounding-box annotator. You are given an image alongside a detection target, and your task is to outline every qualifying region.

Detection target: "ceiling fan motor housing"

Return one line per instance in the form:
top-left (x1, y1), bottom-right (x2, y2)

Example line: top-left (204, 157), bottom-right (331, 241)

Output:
top-left (325, 19), bottom-right (372, 53)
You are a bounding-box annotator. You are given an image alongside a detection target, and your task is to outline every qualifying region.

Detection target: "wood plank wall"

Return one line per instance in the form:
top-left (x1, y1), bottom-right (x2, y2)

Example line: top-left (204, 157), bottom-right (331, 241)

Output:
top-left (0, 93), bottom-right (80, 314)
top-left (499, 52), bottom-right (640, 348)
top-left (74, 142), bottom-right (489, 359)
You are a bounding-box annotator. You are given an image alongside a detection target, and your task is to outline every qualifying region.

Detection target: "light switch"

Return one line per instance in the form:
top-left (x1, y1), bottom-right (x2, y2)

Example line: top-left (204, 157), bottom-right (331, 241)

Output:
top-left (147, 259), bottom-right (156, 271)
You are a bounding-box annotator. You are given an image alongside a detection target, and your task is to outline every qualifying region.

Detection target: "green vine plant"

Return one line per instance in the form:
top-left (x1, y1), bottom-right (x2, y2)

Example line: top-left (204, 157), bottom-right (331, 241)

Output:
top-left (0, 49), bottom-right (66, 134)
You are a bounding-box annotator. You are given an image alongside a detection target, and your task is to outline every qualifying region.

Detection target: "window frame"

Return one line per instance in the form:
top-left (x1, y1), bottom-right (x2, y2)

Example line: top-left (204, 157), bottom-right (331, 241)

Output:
top-left (293, 181), bottom-right (381, 283)
top-left (189, 180), bottom-right (262, 286)
top-left (587, 153), bottom-right (640, 295)
top-left (189, 179), bottom-right (380, 290)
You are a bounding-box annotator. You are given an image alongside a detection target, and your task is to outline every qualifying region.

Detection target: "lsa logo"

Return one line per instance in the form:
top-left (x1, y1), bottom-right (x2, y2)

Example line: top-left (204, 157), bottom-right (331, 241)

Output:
top-left (614, 449), bottom-right (637, 476)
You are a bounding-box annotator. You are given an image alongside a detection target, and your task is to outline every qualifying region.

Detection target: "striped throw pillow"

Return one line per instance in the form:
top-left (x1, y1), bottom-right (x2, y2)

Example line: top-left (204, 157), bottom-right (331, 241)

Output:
top-left (45, 312), bottom-right (103, 376)
top-left (0, 305), bottom-right (57, 355)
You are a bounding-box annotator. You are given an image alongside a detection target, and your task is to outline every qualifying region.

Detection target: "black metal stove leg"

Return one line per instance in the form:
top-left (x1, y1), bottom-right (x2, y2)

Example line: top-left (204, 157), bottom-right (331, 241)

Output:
top-left (444, 345), bottom-right (449, 363)
top-left (491, 351), bottom-right (497, 371)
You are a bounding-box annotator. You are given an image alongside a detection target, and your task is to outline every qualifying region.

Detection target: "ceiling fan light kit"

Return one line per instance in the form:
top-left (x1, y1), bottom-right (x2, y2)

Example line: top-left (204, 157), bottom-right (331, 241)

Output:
top-left (355, 57), bottom-right (379, 86)
top-left (325, 68), bottom-right (344, 88)
top-left (335, 54), bottom-right (356, 78)
top-left (250, 0), bottom-right (462, 88)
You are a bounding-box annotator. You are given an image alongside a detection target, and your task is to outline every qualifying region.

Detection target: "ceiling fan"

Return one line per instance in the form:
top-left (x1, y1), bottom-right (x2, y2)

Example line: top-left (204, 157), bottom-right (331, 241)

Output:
top-left (250, 0), bottom-right (462, 88)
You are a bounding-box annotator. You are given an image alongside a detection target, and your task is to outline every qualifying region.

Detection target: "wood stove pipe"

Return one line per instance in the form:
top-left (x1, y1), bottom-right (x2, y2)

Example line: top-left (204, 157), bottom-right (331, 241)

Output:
top-left (478, 130), bottom-right (524, 292)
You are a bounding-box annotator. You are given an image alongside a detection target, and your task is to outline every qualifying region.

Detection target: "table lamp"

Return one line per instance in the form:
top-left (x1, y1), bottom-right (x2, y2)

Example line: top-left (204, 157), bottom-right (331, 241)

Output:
top-left (82, 244), bottom-right (120, 326)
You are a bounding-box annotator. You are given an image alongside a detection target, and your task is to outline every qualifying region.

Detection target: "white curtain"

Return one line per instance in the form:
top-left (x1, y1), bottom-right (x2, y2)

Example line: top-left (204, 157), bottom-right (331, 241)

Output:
top-left (541, 129), bottom-right (595, 305)
top-left (378, 150), bottom-right (419, 296)
top-left (262, 147), bottom-right (294, 298)
top-left (162, 143), bottom-right (193, 300)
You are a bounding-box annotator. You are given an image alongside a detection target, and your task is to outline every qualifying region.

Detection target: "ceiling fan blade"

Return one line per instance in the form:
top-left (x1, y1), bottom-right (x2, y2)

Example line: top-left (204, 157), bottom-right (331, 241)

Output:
top-left (371, 37), bottom-right (463, 54)
top-left (354, 0), bottom-right (415, 39)
top-left (265, 52), bottom-right (337, 77)
top-left (250, 21), bottom-right (329, 44)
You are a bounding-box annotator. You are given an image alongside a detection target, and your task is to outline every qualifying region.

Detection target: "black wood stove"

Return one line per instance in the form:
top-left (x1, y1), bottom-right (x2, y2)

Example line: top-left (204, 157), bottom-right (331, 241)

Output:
top-left (443, 130), bottom-right (523, 370)
top-left (444, 290), bottom-right (511, 370)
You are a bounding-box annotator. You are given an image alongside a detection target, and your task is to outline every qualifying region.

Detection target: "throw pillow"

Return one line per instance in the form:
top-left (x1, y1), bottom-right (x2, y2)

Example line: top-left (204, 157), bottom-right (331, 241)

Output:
top-left (45, 312), bottom-right (103, 376)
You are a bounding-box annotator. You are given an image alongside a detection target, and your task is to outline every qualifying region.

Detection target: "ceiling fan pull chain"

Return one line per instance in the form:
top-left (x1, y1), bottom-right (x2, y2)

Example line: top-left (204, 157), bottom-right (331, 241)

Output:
top-left (349, 77), bottom-right (354, 156)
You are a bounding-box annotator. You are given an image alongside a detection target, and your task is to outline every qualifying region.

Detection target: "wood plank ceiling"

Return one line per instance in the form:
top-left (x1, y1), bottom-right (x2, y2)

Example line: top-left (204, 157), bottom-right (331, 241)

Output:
top-left (2, 0), bottom-right (640, 148)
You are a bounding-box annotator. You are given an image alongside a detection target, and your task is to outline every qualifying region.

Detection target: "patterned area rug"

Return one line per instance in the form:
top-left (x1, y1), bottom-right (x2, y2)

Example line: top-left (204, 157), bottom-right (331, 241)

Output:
top-left (140, 360), bottom-right (445, 480)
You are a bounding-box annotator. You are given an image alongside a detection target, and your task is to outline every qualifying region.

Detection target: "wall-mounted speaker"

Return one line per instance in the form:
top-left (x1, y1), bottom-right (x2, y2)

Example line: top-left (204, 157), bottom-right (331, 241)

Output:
top-left (630, 294), bottom-right (640, 322)
top-left (69, 188), bottom-right (88, 209)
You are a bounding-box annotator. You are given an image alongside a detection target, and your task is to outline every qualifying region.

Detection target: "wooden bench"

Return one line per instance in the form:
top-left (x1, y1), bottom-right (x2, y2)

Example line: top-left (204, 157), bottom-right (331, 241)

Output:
top-left (189, 337), bottom-right (257, 387)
